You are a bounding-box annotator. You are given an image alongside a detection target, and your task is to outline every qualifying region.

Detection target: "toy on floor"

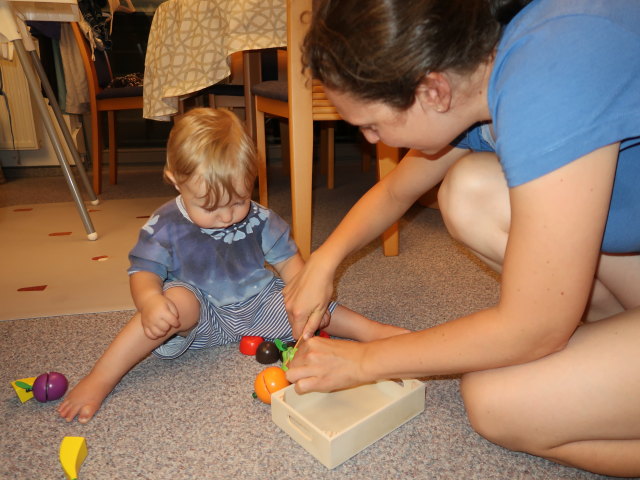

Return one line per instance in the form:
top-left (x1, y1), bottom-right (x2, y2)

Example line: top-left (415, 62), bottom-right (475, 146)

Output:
top-left (10, 377), bottom-right (37, 403)
top-left (239, 336), bottom-right (264, 355)
top-left (11, 372), bottom-right (68, 403)
top-left (274, 339), bottom-right (297, 371)
top-left (255, 340), bottom-right (280, 364)
top-left (60, 436), bottom-right (87, 480)
top-left (253, 366), bottom-right (291, 404)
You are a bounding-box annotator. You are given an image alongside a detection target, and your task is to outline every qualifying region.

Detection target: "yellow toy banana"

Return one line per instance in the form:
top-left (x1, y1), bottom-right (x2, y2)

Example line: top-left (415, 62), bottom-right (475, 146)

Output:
top-left (59, 436), bottom-right (87, 480)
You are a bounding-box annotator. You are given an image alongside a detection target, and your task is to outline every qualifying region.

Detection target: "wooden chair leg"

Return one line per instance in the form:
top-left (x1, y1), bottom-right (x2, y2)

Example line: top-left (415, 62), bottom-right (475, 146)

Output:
top-left (280, 120), bottom-right (290, 176)
top-left (254, 109), bottom-right (269, 207)
top-left (319, 123), bottom-right (335, 189)
top-left (289, 119), bottom-right (314, 260)
top-left (326, 125), bottom-right (334, 189)
top-left (108, 110), bottom-right (117, 185)
top-left (320, 126), bottom-right (328, 176)
top-left (376, 142), bottom-right (400, 257)
top-left (91, 111), bottom-right (101, 194)
top-left (360, 131), bottom-right (372, 172)
top-left (418, 183), bottom-right (441, 209)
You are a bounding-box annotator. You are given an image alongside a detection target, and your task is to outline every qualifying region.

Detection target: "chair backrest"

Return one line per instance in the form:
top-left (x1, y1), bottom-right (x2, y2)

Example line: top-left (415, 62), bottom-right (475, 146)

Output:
top-left (70, 22), bottom-right (109, 99)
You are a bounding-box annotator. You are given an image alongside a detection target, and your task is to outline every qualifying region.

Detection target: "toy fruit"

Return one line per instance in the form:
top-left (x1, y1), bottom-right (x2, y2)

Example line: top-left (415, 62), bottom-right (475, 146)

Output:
top-left (10, 377), bottom-right (37, 403)
top-left (60, 436), bottom-right (87, 480)
top-left (239, 336), bottom-right (264, 355)
top-left (317, 330), bottom-right (330, 338)
top-left (31, 372), bottom-right (68, 402)
top-left (254, 366), bottom-right (290, 404)
top-left (255, 340), bottom-right (280, 364)
top-left (276, 340), bottom-right (297, 362)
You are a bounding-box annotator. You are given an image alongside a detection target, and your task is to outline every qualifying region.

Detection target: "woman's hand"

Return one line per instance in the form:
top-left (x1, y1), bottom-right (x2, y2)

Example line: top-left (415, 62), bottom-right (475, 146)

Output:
top-left (283, 252), bottom-right (337, 339)
top-left (285, 337), bottom-right (370, 393)
top-left (140, 294), bottom-right (180, 340)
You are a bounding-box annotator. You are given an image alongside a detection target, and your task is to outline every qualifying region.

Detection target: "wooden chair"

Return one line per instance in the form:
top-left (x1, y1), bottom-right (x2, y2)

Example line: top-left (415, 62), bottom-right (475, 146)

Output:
top-left (252, 0), bottom-right (399, 259)
top-left (70, 22), bottom-right (144, 194)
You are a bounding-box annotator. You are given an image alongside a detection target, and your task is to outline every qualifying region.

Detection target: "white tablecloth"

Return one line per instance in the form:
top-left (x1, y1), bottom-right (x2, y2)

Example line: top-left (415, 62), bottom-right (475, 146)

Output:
top-left (143, 0), bottom-right (286, 121)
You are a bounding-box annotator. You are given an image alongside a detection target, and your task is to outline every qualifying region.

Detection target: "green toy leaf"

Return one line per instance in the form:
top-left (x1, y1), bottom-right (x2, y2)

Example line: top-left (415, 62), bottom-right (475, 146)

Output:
top-left (274, 339), bottom-right (286, 352)
top-left (280, 347), bottom-right (298, 371)
top-left (15, 381), bottom-right (32, 391)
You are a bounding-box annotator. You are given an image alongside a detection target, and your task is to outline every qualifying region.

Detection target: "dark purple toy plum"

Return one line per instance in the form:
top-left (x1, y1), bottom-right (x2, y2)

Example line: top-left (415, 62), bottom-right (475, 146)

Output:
top-left (32, 372), bottom-right (68, 402)
top-left (256, 340), bottom-right (281, 364)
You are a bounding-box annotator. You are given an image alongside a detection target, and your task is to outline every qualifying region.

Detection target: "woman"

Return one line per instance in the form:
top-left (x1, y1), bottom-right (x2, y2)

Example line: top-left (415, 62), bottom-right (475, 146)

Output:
top-left (283, 0), bottom-right (640, 476)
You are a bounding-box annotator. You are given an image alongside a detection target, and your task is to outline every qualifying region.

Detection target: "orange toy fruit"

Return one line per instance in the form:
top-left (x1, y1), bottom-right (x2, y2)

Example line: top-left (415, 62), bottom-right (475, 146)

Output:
top-left (254, 366), bottom-right (290, 404)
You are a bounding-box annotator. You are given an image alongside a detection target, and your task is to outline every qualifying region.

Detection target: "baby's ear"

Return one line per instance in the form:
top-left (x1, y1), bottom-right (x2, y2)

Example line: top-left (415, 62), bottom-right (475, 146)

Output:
top-left (164, 170), bottom-right (181, 191)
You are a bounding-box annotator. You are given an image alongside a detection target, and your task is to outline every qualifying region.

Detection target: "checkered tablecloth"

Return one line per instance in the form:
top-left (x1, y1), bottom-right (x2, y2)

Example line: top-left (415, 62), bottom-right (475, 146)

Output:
top-left (143, 0), bottom-right (286, 121)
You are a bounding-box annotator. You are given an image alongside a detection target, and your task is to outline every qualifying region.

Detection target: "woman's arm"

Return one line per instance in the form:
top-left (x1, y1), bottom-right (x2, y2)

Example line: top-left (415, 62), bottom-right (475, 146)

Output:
top-left (287, 144), bottom-right (619, 391)
top-left (284, 147), bottom-right (468, 338)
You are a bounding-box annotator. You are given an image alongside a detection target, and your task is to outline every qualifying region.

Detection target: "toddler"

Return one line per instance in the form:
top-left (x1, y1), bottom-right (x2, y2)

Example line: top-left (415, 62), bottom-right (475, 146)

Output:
top-left (58, 108), bottom-right (407, 423)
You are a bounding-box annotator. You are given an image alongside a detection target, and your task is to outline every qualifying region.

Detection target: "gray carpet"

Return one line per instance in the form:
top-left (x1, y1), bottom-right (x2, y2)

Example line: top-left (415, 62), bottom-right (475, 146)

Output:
top-left (0, 159), bottom-right (617, 479)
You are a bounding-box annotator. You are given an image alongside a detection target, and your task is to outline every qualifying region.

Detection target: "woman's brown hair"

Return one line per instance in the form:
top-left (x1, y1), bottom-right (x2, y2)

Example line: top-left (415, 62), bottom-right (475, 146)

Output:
top-left (304, 0), bottom-right (531, 110)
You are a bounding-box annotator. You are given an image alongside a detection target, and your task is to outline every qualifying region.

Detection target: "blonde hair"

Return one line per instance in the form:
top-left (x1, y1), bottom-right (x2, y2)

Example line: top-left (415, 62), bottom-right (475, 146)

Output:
top-left (165, 108), bottom-right (258, 208)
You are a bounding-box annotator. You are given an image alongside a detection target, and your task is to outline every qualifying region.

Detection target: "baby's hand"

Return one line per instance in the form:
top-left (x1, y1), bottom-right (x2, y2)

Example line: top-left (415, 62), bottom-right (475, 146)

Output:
top-left (319, 310), bottom-right (331, 331)
top-left (140, 295), bottom-right (180, 340)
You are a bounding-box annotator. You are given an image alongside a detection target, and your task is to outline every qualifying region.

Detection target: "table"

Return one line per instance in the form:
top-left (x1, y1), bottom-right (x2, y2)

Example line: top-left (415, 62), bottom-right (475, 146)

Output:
top-left (143, 0), bottom-right (287, 137)
top-left (143, 0), bottom-right (401, 258)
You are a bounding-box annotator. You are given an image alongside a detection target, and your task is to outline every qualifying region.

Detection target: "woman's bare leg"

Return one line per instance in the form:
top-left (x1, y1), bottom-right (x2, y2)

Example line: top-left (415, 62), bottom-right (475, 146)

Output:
top-left (438, 152), bottom-right (629, 320)
top-left (460, 308), bottom-right (640, 477)
top-left (440, 152), bottom-right (640, 475)
top-left (438, 152), bottom-right (511, 271)
top-left (57, 286), bottom-right (201, 423)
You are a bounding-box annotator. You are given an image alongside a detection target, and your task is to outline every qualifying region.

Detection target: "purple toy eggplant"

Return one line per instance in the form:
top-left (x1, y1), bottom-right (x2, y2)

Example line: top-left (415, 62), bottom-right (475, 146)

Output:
top-left (32, 372), bottom-right (68, 402)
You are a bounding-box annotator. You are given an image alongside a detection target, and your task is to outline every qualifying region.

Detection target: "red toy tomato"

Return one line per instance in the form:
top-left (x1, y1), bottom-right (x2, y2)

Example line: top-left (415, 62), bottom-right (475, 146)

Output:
top-left (317, 330), bottom-right (330, 338)
top-left (254, 366), bottom-right (290, 404)
top-left (239, 336), bottom-right (264, 355)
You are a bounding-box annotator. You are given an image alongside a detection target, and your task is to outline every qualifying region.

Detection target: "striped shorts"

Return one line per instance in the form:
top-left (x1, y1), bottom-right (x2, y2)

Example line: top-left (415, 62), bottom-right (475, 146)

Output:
top-left (153, 277), bottom-right (337, 360)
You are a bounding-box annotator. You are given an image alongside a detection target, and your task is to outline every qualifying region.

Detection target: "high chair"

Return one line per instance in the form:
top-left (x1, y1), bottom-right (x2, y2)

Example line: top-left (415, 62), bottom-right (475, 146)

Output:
top-left (0, 0), bottom-right (98, 239)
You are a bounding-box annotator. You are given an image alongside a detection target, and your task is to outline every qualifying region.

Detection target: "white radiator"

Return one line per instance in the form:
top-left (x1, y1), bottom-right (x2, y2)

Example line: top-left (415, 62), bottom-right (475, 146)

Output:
top-left (0, 52), bottom-right (39, 150)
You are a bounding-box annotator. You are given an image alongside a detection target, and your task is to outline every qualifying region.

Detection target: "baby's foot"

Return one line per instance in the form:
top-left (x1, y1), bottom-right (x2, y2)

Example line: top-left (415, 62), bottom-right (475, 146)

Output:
top-left (57, 374), bottom-right (114, 423)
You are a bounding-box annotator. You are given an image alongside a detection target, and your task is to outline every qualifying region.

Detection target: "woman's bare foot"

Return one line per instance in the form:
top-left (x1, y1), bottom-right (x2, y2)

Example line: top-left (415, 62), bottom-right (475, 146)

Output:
top-left (57, 373), bottom-right (116, 423)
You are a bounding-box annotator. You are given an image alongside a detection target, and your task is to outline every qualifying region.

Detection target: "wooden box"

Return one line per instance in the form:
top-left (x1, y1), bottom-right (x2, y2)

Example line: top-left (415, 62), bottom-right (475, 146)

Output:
top-left (271, 379), bottom-right (425, 469)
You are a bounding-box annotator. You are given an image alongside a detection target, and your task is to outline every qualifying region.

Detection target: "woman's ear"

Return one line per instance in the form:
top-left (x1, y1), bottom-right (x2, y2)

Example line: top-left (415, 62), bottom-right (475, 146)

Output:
top-left (416, 72), bottom-right (452, 113)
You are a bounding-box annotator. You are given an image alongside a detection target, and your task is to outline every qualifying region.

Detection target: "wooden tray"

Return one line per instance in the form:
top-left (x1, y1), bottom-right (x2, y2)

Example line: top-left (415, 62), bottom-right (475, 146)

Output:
top-left (271, 379), bottom-right (425, 469)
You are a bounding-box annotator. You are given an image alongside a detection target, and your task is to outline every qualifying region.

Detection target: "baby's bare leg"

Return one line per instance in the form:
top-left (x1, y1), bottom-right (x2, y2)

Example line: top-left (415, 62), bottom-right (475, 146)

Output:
top-left (324, 305), bottom-right (410, 341)
top-left (58, 286), bottom-right (200, 423)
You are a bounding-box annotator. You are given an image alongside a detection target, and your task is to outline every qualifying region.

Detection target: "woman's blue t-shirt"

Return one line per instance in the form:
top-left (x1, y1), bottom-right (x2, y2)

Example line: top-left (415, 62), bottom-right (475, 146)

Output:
top-left (454, 0), bottom-right (640, 253)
